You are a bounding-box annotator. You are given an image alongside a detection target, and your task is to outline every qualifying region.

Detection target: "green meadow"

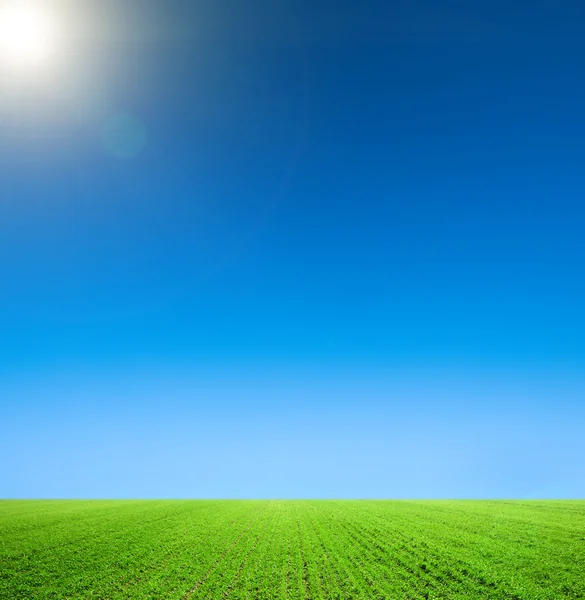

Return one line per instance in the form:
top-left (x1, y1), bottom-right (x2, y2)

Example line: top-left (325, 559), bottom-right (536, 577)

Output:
top-left (1, 500), bottom-right (583, 599)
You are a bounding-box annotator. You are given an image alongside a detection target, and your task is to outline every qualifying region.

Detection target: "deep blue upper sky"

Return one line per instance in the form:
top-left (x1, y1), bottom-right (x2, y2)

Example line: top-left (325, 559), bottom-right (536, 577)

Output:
top-left (0, 0), bottom-right (584, 497)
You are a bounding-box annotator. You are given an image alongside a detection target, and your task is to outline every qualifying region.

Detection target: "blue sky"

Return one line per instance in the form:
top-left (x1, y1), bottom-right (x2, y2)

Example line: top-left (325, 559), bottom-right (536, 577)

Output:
top-left (1, 0), bottom-right (584, 498)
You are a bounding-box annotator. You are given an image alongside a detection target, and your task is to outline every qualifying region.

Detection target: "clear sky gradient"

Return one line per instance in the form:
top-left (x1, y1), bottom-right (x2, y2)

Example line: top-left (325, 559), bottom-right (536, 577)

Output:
top-left (1, 0), bottom-right (584, 498)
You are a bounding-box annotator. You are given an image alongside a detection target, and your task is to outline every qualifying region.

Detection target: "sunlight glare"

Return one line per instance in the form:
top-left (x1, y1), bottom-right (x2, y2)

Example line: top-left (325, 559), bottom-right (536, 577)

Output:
top-left (0, 2), bottom-right (58, 69)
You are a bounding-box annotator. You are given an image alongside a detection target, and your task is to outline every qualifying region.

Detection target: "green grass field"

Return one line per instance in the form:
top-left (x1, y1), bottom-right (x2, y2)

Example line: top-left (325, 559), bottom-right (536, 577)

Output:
top-left (1, 500), bottom-right (584, 599)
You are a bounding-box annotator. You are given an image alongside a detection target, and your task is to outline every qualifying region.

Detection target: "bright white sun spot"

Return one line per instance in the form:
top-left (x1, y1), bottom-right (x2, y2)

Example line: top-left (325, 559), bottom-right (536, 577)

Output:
top-left (0, 2), bottom-right (58, 69)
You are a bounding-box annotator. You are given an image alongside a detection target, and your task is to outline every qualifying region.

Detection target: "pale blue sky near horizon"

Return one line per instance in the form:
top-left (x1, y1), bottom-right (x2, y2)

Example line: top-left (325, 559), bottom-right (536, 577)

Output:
top-left (1, 366), bottom-right (584, 498)
top-left (1, 0), bottom-right (584, 498)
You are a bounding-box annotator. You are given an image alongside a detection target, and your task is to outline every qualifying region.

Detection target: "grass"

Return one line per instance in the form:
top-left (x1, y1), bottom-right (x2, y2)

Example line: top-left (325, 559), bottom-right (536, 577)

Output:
top-left (1, 500), bottom-right (584, 599)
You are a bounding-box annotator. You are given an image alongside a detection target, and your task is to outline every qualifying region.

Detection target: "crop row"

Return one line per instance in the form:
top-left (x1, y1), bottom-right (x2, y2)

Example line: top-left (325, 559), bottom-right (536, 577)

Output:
top-left (1, 500), bottom-right (583, 599)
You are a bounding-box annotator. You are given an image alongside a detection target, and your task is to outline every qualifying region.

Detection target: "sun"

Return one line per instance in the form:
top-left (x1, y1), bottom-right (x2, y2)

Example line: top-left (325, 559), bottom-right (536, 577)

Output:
top-left (0, 2), bottom-right (58, 69)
